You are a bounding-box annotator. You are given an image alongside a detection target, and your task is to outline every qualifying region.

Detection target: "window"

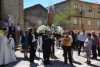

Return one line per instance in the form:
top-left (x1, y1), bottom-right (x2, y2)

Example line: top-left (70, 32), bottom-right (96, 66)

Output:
top-left (98, 8), bottom-right (100, 13)
top-left (98, 21), bottom-right (100, 26)
top-left (80, 5), bottom-right (82, 12)
top-left (74, 4), bottom-right (78, 10)
top-left (38, 20), bottom-right (42, 26)
top-left (37, 10), bottom-right (41, 15)
top-left (79, 19), bottom-right (82, 28)
top-left (88, 6), bottom-right (92, 12)
top-left (73, 19), bottom-right (77, 24)
top-left (88, 20), bottom-right (92, 25)
top-left (56, 7), bottom-right (59, 12)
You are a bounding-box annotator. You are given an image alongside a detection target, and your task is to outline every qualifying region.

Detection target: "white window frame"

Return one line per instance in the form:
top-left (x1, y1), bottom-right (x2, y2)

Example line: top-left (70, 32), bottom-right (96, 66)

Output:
top-left (38, 20), bottom-right (42, 26)
top-left (88, 20), bottom-right (91, 25)
top-left (80, 5), bottom-right (82, 12)
top-left (98, 21), bottom-right (100, 26)
top-left (73, 19), bottom-right (77, 24)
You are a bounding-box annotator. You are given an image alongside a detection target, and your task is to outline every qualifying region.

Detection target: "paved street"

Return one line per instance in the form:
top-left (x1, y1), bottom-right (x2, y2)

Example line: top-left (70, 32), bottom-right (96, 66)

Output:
top-left (1, 46), bottom-right (100, 67)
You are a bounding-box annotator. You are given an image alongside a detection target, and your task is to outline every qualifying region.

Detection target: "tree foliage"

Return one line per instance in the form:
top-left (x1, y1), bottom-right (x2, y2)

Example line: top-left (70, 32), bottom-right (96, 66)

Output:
top-left (54, 7), bottom-right (76, 25)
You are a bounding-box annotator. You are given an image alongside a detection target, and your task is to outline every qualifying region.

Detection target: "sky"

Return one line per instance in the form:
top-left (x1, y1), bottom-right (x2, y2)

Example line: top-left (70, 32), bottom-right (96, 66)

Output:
top-left (24, 0), bottom-right (100, 8)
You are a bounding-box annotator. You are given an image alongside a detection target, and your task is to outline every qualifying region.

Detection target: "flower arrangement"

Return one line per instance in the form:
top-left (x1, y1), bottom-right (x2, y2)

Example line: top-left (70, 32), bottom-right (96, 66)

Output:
top-left (50, 24), bottom-right (64, 36)
top-left (37, 25), bottom-right (50, 34)
top-left (37, 24), bottom-right (64, 36)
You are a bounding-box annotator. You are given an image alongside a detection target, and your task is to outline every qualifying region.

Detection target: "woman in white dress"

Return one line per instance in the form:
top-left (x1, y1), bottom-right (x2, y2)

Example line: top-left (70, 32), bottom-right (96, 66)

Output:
top-left (8, 33), bottom-right (16, 63)
top-left (0, 28), bottom-right (9, 65)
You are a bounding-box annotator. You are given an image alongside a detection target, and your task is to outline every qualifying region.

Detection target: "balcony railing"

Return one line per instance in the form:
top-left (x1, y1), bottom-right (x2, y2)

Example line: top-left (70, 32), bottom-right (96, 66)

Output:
top-left (76, 10), bottom-right (84, 16)
top-left (73, 24), bottom-right (79, 28)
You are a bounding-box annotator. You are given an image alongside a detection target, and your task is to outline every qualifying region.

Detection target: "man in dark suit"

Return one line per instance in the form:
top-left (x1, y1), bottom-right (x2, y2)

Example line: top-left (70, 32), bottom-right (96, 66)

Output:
top-left (42, 30), bottom-right (52, 65)
top-left (28, 29), bottom-right (36, 64)
top-left (34, 28), bottom-right (38, 56)
top-left (9, 23), bottom-right (16, 43)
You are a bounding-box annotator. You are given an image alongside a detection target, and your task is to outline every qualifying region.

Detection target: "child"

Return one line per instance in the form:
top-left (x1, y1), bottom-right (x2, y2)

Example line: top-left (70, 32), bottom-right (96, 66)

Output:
top-left (84, 33), bottom-right (92, 64)
top-left (8, 33), bottom-right (16, 63)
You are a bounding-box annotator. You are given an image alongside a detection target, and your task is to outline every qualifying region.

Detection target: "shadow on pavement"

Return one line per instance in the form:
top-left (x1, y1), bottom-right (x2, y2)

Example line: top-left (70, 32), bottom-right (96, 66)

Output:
top-left (50, 60), bottom-right (76, 67)
top-left (87, 64), bottom-right (100, 67)
top-left (34, 55), bottom-right (42, 60)
top-left (73, 60), bottom-right (82, 65)
top-left (51, 55), bottom-right (59, 59)
top-left (29, 63), bottom-right (39, 67)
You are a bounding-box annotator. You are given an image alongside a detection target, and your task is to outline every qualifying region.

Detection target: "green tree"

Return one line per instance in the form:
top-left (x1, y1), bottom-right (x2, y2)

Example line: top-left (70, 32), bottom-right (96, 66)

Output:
top-left (54, 7), bottom-right (76, 28)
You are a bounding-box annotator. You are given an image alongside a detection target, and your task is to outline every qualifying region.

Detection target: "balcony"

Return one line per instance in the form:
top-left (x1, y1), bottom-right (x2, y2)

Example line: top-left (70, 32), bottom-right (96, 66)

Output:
top-left (76, 10), bottom-right (84, 16)
top-left (73, 24), bottom-right (79, 28)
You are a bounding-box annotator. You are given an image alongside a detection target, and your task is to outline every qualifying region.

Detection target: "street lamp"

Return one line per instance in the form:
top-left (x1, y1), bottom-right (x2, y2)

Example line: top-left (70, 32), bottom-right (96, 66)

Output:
top-left (92, 2), bottom-right (98, 30)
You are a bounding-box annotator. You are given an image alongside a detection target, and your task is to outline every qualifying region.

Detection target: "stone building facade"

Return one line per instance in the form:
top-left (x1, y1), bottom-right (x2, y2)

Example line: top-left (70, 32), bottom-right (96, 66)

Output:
top-left (0, 0), bottom-right (24, 29)
top-left (24, 4), bottom-right (48, 30)
top-left (54, 0), bottom-right (100, 33)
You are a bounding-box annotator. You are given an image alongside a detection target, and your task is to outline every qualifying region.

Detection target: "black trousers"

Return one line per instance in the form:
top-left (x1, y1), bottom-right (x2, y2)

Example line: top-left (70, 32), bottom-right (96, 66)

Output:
top-left (43, 49), bottom-right (51, 64)
top-left (51, 44), bottom-right (55, 56)
top-left (92, 45), bottom-right (97, 58)
top-left (29, 43), bottom-right (35, 63)
top-left (34, 42), bottom-right (37, 55)
top-left (76, 40), bottom-right (80, 50)
top-left (62, 46), bottom-right (65, 56)
top-left (64, 46), bottom-right (72, 64)
top-left (98, 45), bottom-right (100, 56)
top-left (78, 41), bottom-right (84, 55)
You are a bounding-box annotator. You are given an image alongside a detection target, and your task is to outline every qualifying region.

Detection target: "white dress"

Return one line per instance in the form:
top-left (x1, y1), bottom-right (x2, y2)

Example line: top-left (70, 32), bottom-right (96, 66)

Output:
top-left (0, 34), bottom-right (9, 65)
top-left (8, 38), bottom-right (16, 63)
top-left (37, 36), bottom-right (43, 51)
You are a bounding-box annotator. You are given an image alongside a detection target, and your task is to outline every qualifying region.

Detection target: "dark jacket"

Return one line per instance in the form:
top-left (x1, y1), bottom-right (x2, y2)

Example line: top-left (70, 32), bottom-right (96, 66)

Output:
top-left (28, 34), bottom-right (33, 46)
top-left (42, 34), bottom-right (52, 51)
top-left (9, 26), bottom-right (16, 34)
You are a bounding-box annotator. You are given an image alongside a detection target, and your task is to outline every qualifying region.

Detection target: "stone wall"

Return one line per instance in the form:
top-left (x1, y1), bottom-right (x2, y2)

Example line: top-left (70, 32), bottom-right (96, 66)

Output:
top-left (24, 4), bottom-right (47, 30)
top-left (1, 0), bottom-right (24, 29)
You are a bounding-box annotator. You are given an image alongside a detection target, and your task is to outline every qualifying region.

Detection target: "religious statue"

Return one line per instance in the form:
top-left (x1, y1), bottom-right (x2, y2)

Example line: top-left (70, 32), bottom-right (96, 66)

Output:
top-left (48, 6), bottom-right (55, 26)
top-left (8, 15), bottom-right (14, 26)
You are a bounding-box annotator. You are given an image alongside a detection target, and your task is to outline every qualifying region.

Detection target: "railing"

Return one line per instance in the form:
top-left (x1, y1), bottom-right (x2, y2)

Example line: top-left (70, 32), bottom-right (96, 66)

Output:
top-left (73, 24), bottom-right (79, 28)
top-left (76, 10), bottom-right (84, 16)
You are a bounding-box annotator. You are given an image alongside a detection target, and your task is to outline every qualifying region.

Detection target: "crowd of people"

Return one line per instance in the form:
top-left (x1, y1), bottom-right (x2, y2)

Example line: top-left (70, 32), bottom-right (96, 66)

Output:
top-left (20, 29), bottom-right (100, 66)
top-left (0, 27), bottom-right (17, 65)
top-left (0, 20), bottom-right (23, 66)
top-left (0, 23), bottom-right (100, 66)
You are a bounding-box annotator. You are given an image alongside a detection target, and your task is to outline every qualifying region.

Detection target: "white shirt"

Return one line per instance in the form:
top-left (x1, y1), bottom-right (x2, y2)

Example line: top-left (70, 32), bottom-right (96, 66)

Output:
top-left (78, 33), bottom-right (87, 42)
top-left (16, 26), bottom-right (20, 31)
top-left (32, 34), bottom-right (35, 42)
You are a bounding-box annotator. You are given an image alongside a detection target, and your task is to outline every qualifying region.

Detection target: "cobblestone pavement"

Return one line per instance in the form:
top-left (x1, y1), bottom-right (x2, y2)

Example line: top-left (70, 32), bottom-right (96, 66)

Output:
top-left (0, 47), bottom-right (100, 67)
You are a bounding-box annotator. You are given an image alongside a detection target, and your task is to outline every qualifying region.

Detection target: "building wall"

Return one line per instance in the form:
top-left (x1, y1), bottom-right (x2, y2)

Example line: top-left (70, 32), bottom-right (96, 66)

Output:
top-left (54, 0), bottom-right (100, 32)
top-left (55, 1), bottom-right (71, 12)
top-left (71, 0), bottom-right (100, 30)
top-left (72, 17), bottom-right (100, 30)
top-left (1, 0), bottom-right (24, 29)
top-left (24, 5), bottom-right (47, 30)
